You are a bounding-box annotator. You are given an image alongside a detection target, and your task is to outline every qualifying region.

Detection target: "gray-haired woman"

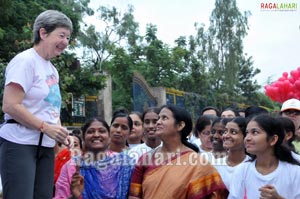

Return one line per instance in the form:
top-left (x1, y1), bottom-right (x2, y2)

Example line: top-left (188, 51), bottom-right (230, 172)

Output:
top-left (0, 10), bottom-right (73, 199)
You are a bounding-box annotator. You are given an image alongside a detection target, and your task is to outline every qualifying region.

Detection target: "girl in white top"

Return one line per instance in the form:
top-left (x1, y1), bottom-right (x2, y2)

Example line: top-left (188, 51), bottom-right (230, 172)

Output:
top-left (128, 112), bottom-right (144, 149)
top-left (129, 107), bottom-right (161, 163)
top-left (215, 117), bottom-right (250, 189)
top-left (228, 114), bottom-right (300, 199)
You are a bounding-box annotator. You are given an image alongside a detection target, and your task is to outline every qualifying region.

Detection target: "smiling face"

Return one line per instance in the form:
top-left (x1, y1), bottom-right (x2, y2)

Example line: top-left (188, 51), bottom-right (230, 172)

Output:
top-left (244, 121), bottom-right (272, 155)
top-left (211, 122), bottom-right (225, 151)
top-left (39, 27), bottom-right (71, 60)
top-left (223, 122), bottom-right (245, 151)
top-left (143, 111), bottom-right (159, 140)
top-left (110, 117), bottom-right (130, 145)
top-left (84, 121), bottom-right (110, 153)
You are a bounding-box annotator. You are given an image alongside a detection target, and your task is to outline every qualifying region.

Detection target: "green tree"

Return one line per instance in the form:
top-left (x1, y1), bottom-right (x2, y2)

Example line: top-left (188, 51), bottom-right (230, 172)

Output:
top-left (207, 0), bottom-right (260, 109)
top-left (142, 27), bottom-right (175, 87)
top-left (78, 5), bottom-right (142, 110)
top-left (173, 23), bottom-right (211, 97)
top-left (236, 56), bottom-right (261, 103)
top-left (110, 48), bottom-right (134, 110)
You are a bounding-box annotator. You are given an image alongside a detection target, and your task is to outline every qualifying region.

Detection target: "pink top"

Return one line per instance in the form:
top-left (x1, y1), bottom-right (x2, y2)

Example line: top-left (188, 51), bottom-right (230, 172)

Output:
top-left (53, 151), bottom-right (118, 199)
top-left (53, 159), bottom-right (80, 199)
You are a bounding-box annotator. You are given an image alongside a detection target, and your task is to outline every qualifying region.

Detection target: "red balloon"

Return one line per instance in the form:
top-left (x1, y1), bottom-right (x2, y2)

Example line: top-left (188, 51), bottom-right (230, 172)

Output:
top-left (289, 76), bottom-right (295, 84)
top-left (273, 82), bottom-right (279, 87)
top-left (294, 80), bottom-right (300, 90)
top-left (278, 77), bottom-right (286, 81)
top-left (287, 92), bottom-right (295, 99)
top-left (265, 86), bottom-right (279, 102)
top-left (264, 67), bottom-right (300, 103)
top-left (291, 70), bottom-right (300, 80)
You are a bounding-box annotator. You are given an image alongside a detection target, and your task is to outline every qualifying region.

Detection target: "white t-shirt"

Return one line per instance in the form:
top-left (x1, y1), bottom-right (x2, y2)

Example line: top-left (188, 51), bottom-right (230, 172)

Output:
top-left (188, 134), bottom-right (198, 144)
top-left (191, 138), bottom-right (201, 149)
top-left (292, 151), bottom-right (300, 163)
top-left (128, 143), bottom-right (141, 149)
top-left (228, 160), bottom-right (300, 199)
top-left (128, 143), bottom-right (162, 163)
top-left (214, 155), bottom-right (250, 189)
top-left (0, 48), bottom-right (61, 147)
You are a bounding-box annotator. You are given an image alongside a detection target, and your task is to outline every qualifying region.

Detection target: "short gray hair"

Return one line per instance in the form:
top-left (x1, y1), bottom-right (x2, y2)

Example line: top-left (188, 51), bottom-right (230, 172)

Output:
top-left (33, 10), bottom-right (73, 44)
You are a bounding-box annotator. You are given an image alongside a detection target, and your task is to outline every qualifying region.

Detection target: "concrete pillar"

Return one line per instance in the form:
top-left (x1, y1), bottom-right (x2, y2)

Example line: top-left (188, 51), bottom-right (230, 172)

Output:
top-left (98, 74), bottom-right (112, 123)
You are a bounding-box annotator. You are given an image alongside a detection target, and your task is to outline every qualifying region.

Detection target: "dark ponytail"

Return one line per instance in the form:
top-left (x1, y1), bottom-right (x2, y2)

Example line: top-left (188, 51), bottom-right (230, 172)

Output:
top-left (160, 105), bottom-right (199, 153)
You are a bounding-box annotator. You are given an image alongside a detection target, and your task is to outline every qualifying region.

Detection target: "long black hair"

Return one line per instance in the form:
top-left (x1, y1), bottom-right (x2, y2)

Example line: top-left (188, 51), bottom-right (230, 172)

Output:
top-left (275, 116), bottom-right (296, 152)
top-left (248, 114), bottom-right (299, 165)
top-left (160, 104), bottom-right (199, 152)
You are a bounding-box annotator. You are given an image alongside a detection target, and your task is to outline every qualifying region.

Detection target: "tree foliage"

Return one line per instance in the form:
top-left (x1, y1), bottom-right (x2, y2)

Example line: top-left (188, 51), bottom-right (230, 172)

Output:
top-left (205, 0), bottom-right (261, 109)
top-left (0, 0), bottom-right (277, 121)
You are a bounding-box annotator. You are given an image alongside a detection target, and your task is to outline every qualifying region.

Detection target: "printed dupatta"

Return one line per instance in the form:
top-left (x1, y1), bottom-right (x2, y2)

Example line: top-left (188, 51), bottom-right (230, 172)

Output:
top-left (79, 152), bottom-right (134, 199)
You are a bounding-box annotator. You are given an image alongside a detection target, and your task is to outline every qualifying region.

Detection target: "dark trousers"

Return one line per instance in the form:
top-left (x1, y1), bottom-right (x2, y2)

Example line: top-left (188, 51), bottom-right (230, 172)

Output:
top-left (0, 138), bottom-right (54, 199)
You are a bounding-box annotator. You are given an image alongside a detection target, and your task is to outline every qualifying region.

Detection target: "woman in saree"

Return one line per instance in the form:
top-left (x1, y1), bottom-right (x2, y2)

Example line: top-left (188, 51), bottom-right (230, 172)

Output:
top-left (54, 117), bottom-right (134, 199)
top-left (129, 104), bottom-right (228, 199)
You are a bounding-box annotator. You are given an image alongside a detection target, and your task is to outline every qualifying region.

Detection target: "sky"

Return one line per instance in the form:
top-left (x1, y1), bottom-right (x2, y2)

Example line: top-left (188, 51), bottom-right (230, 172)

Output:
top-left (87, 0), bottom-right (300, 87)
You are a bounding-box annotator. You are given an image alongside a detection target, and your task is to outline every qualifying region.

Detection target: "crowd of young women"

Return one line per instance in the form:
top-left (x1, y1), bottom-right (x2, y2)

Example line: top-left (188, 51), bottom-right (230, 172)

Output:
top-left (53, 106), bottom-right (229, 198)
top-left (52, 104), bottom-right (300, 199)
